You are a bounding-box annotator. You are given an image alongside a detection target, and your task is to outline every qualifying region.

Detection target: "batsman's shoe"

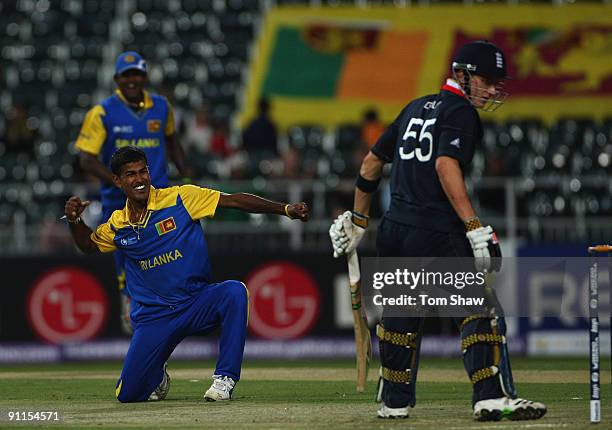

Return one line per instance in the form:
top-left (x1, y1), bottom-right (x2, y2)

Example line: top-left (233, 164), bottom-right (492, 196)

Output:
top-left (204, 375), bottom-right (235, 401)
top-left (377, 403), bottom-right (409, 419)
top-left (474, 397), bottom-right (547, 421)
top-left (148, 363), bottom-right (171, 401)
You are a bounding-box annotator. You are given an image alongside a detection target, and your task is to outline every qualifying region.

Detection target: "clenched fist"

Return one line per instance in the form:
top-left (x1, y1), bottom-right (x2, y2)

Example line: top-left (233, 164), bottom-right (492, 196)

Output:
top-left (64, 196), bottom-right (90, 222)
top-left (287, 202), bottom-right (310, 222)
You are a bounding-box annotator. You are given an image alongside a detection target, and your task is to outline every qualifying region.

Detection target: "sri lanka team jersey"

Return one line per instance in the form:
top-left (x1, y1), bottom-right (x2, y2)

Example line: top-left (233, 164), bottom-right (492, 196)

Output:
top-left (90, 185), bottom-right (220, 321)
top-left (75, 90), bottom-right (175, 212)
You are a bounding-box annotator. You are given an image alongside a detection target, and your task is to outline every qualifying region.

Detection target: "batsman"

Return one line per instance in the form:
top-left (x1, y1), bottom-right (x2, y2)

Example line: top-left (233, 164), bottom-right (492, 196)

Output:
top-left (329, 41), bottom-right (547, 421)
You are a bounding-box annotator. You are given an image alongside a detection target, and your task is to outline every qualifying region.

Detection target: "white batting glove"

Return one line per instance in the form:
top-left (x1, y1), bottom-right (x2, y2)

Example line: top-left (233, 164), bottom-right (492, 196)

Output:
top-left (329, 211), bottom-right (366, 258)
top-left (329, 218), bottom-right (348, 258)
top-left (466, 225), bottom-right (502, 272)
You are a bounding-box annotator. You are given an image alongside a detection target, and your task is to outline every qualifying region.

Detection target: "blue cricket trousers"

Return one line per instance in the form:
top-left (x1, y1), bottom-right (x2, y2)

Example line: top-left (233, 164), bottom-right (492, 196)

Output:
top-left (115, 280), bottom-right (249, 402)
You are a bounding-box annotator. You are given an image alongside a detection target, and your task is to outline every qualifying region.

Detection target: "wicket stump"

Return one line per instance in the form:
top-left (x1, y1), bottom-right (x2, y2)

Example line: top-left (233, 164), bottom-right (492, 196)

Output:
top-left (588, 244), bottom-right (611, 424)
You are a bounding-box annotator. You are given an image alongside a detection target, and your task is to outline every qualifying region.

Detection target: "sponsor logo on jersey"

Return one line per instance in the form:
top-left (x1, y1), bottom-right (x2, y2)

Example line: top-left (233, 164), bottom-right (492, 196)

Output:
top-left (113, 125), bottom-right (134, 133)
top-left (147, 119), bottom-right (162, 133)
top-left (120, 235), bottom-right (138, 246)
top-left (424, 101), bottom-right (442, 110)
top-left (155, 217), bottom-right (176, 236)
top-left (139, 249), bottom-right (184, 271)
top-left (450, 137), bottom-right (461, 148)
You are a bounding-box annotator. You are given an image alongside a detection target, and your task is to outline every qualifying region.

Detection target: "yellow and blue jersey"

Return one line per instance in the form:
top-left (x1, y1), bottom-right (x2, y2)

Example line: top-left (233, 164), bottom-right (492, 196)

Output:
top-left (75, 90), bottom-right (176, 213)
top-left (90, 185), bottom-right (220, 321)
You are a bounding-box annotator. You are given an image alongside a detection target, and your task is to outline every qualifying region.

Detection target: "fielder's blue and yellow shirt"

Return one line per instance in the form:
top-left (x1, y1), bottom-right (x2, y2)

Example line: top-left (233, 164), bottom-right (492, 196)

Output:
top-left (90, 185), bottom-right (220, 321)
top-left (75, 90), bottom-right (175, 212)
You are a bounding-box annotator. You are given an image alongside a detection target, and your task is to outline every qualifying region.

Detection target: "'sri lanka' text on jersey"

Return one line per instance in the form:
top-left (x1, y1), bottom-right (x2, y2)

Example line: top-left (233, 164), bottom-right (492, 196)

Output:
top-left (371, 79), bottom-right (483, 234)
top-left (90, 185), bottom-right (220, 322)
top-left (75, 90), bottom-right (175, 210)
top-left (139, 249), bottom-right (184, 271)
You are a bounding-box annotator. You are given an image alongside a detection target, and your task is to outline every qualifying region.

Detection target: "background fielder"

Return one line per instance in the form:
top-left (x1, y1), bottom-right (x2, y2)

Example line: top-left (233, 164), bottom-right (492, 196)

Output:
top-left (75, 51), bottom-right (191, 334)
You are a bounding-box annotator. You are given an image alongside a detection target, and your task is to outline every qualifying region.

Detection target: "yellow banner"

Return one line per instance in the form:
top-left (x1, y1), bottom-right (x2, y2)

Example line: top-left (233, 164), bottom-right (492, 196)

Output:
top-left (240, 5), bottom-right (612, 130)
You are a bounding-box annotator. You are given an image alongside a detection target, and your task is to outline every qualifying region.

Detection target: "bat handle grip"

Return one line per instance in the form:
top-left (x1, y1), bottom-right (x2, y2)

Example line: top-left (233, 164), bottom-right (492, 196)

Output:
top-left (348, 251), bottom-right (360, 285)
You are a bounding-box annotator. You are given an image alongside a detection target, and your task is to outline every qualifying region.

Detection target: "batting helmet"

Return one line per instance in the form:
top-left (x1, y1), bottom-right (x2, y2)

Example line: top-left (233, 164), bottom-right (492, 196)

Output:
top-left (451, 40), bottom-right (509, 80)
top-left (451, 40), bottom-right (510, 111)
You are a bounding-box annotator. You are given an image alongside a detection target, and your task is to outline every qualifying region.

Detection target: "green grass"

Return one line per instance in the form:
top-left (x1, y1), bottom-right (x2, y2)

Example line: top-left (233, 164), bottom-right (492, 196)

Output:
top-left (0, 358), bottom-right (607, 429)
top-left (0, 356), bottom-right (591, 372)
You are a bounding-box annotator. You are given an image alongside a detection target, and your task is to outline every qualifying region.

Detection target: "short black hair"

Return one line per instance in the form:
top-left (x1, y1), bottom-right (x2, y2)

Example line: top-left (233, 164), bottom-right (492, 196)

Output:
top-left (110, 147), bottom-right (147, 175)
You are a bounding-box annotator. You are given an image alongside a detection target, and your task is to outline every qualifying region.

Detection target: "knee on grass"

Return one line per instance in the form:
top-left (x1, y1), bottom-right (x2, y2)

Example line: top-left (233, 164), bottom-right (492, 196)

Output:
top-left (115, 380), bottom-right (148, 403)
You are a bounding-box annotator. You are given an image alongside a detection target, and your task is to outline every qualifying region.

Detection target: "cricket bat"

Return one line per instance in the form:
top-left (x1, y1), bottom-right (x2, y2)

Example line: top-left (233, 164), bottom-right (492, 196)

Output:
top-left (347, 250), bottom-right (372, 392)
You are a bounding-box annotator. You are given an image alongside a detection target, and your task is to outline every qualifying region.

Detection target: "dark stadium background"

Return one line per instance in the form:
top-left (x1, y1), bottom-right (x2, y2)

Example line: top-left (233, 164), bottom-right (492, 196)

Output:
top-left (0, 0), bottom-right (610, 363)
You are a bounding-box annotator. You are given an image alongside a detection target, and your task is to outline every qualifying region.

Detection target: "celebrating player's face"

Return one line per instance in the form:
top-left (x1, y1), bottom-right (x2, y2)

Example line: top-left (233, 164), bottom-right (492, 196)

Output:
top-left (114, 160), bottom-right (151, 205)
top-left (115, 69), bottom-right (147, 105)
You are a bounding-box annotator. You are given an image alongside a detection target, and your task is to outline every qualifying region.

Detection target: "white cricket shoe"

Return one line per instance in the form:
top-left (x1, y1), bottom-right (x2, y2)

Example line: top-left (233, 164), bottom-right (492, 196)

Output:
top-left (148, 363), bottom-right (171, 401)
top-left (474, 397), bottom-right (547, 421)
top-left (204, 375), bottom-right (236, 401)
top-left (377, 403), bottom-right (409, 419)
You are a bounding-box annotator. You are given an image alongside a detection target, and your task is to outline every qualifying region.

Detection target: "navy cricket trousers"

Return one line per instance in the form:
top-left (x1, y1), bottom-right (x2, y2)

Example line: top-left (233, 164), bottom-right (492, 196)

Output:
top-left (376, 217), bottom-right (506, 407)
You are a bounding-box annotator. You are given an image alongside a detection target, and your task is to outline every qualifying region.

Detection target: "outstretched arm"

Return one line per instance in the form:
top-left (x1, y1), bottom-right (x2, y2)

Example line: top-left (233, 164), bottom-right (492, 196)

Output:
top-left (64, 196), bottom-right (100, 254)
top-left (218, 193), bottom-right (309, 222)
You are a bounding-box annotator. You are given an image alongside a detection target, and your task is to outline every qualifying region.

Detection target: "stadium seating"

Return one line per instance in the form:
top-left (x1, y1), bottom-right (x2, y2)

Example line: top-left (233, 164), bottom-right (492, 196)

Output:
top-left (0, 0), bottom-right (610, 253)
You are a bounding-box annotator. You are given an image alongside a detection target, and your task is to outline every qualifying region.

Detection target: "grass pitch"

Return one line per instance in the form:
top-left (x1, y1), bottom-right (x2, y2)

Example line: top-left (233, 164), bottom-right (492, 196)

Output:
top-left (0, 357), bottom-right (607, 429)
